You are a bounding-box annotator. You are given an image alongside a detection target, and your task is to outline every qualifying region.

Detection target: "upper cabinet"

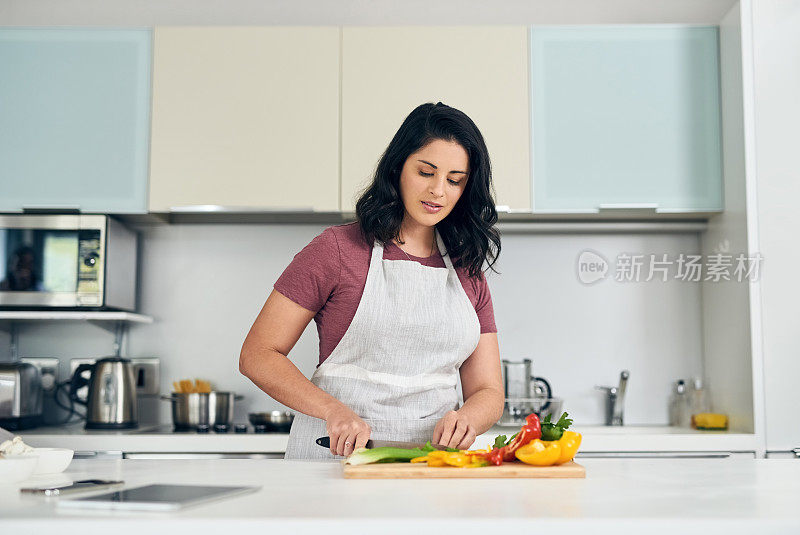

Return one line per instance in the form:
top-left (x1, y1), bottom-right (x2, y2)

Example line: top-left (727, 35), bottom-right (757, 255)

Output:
top-left (530, 26), bottom-right (724, 214)
top-left (149, 27), bottom-right (340, 212)
top-left (0, 25), bottom-right (731, 219)
top-left (340, 27), bottom-right (531, 212)
top-left (0, 29), bottom-right (151, 213)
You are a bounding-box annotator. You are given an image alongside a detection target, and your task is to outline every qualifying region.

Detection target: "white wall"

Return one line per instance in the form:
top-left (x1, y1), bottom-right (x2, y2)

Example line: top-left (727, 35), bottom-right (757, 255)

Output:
top-left (1, 224), bottom-right (705, 426)
top-left (699, 3), bottom-right (756, 436)
top-left (490, 231), bottom-right (704, 425)
top-left (749, 0), bottom-right (800, 451)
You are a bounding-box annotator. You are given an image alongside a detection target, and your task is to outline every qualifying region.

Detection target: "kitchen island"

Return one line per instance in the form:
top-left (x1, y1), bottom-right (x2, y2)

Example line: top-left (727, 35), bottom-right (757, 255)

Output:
top-left (1, 458), bottom-right (799, 534)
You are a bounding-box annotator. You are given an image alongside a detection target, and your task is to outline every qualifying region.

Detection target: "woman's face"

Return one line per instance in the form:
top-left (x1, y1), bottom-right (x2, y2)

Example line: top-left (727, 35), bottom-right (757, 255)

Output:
top-left (398, 139), bottom-right (470, 228)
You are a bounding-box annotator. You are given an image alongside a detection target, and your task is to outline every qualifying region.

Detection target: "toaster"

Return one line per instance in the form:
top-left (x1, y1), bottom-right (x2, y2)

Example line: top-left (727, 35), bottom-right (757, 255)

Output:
top-left (0, 362), bottom-right (43, 430)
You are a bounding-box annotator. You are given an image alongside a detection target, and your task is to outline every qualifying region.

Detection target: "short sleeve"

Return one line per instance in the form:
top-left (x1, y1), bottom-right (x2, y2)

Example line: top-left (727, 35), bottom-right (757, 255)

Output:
top-left (473, 274), bottom-right (497, 334)
top-left (274, 227), bottom-right (341, 313)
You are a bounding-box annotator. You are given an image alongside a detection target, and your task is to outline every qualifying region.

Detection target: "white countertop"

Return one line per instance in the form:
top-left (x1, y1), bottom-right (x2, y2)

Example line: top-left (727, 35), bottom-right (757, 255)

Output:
top-left (20, 423), bottom-right (288, 454)
top-left (1, 457), bottom-right (799, 534)
top-left (19, 422), bottom-right (760, 456)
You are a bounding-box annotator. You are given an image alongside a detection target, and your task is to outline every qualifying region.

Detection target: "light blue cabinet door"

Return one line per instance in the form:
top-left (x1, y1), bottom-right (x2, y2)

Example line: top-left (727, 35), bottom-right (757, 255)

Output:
top-left (0, 29), bottom-right (151, 213)
top-left (530, 26), bottom-right (723, 213)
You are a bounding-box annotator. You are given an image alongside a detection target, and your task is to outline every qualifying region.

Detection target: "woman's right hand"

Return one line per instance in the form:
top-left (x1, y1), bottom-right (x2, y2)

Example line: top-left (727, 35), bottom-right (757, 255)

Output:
top-left (324, 403), bottom-right (371, 457)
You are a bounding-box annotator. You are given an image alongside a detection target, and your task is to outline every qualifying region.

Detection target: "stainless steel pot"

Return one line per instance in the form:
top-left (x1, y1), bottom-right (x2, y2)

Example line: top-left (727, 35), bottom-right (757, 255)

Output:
top-left (248, 411), bottom-right (294, 432)
top-left (160, 392), bottom-right (243, 430)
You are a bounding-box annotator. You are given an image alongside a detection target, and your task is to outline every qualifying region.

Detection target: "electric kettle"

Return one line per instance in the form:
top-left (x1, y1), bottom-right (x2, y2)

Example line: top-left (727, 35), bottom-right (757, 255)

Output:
top-left (69, 357), bottom-right (138, 429)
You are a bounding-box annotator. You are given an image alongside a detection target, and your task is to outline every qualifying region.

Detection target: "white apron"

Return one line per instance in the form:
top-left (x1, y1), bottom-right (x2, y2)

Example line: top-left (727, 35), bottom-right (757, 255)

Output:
top-left (284, 227), bottom-right (481, 460)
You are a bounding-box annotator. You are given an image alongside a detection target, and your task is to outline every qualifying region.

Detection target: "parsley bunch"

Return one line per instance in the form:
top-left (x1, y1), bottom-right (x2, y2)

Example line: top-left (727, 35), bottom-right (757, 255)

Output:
top-left (540, 412), bottom-right (573, 441)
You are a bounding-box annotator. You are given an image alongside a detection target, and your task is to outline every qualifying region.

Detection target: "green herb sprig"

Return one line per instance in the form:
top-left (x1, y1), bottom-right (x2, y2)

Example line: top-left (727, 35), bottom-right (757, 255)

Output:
top-left (540, 412), bottom-right (573, 441)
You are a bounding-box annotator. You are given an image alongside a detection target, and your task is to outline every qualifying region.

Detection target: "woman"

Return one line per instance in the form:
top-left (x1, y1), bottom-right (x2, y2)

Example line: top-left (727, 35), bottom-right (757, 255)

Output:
top-left (240, 102), bottom-right (504, 460)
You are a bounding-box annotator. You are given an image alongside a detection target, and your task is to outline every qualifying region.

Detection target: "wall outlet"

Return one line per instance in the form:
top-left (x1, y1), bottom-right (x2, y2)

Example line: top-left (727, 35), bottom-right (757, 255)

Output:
top-left (68, 359), bottom-right (95, 376)
top-left (68, 357), bottom-right (160, 396)
top-left (20, 357), bottom-right (59, 393)
top-left (131, 358), bottom-right (160, 396)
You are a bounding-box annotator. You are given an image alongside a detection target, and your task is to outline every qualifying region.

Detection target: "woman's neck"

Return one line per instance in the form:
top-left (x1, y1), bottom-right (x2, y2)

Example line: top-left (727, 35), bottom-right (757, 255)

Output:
top-left (396, 218), bottom-right (436, 257)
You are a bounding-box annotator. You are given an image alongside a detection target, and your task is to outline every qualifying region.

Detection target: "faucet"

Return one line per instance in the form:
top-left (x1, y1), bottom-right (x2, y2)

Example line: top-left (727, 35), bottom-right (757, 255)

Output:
top-left (595, 370), bottom-right (630, 426)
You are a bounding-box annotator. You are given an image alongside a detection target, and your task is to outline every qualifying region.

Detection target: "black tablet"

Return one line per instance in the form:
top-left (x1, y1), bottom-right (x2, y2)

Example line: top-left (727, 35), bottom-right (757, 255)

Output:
top-left (57, 483), bottom-right (260, 511)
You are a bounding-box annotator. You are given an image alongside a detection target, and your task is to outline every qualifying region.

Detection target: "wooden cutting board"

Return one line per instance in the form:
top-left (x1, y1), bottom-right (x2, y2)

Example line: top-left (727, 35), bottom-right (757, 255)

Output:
top-left (343, 461), bottom-right (585, 479)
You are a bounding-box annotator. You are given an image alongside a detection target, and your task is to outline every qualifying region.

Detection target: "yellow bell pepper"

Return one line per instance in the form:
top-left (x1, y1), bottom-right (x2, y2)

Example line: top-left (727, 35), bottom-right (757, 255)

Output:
top-left (412, 450), bottom-right (491, 468)
top-left (410, 451), bottom-right (447, 466)
top-left (442, 452), bottom-right (473, 467)
top-left (411, 448), bottom-right (499, 468)
top-left (554, 430), bottom-right (582, 465)
top-left (514, 439), bottom-right (561, 466)
top-left (466, 456), bottom-right (490, 468)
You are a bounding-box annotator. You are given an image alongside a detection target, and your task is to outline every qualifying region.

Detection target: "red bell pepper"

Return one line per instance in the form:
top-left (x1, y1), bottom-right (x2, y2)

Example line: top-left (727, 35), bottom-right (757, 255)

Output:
top-left (472, 447), bottom-right (504, 466)
top-left (499, 413), bottom-right (542, 462)
top-left (474, 413), bottom-right (542, 465)
top-left (487, 448), bottom-right (504, 466)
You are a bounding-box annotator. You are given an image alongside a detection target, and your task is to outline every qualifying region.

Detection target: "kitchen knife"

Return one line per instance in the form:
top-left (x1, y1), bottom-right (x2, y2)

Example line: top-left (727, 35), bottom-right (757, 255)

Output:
top-left (315, 436), bottom-right (449, 451)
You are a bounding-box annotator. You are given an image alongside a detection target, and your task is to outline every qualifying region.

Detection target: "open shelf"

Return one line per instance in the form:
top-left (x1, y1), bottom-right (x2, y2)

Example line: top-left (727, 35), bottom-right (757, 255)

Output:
top-left (0, 311), bottom-right (152, 323)
top-left (0, 311), bottom-right (153, 359)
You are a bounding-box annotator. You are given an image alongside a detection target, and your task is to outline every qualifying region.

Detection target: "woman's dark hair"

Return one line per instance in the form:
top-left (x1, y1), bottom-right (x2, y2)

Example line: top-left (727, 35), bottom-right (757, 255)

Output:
top-left (354, 102), bottom-right (501, 278)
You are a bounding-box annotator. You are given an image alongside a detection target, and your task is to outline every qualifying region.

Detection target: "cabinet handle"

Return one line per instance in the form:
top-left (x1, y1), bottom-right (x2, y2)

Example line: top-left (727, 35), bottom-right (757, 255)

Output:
top-left (597, 203), bottom-right (659, 211)
top-left (169, 205), bottom-right (314, 213)
top-left (22, 204), bottom-right (81, 214)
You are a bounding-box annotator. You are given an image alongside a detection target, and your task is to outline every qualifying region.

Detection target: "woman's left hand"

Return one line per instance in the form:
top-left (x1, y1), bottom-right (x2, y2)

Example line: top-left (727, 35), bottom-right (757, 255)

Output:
top-left (432, 410), bottom-right (476, 450)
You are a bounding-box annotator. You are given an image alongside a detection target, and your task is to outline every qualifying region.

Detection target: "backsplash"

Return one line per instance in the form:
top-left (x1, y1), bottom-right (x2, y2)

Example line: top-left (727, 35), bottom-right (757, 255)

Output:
top-left (0, 223), bottom-right (703, 426)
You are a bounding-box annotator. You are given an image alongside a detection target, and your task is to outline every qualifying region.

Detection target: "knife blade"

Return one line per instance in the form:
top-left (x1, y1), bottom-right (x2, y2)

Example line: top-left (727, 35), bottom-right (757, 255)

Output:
top-left (315, 436), bottom-right (450, 451)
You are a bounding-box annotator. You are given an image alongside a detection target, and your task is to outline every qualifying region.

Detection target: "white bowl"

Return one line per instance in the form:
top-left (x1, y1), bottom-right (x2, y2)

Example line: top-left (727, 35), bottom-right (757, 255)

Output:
top-left (0, 455), bottom-right (38, 484)
top-left (29, 448), bottom-right (74, 475)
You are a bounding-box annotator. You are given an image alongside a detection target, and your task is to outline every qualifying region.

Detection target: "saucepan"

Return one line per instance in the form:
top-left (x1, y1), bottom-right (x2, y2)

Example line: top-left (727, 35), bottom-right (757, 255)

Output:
top-left (160, 392), bottom-right (243, 430)
top-left (248, 411), bottom-right (294, 433)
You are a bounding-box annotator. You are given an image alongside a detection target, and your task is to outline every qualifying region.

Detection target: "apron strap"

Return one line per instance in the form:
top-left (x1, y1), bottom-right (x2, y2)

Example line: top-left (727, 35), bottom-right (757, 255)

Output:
top-left (434, 228), bottom-right (455, 272)
top-left (369, 234), bottom-right (385, 273)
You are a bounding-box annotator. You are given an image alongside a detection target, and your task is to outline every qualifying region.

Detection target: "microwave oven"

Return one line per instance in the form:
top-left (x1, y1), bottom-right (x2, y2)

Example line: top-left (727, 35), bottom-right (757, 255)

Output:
top-left (0, 214), bottom-right (137, 310)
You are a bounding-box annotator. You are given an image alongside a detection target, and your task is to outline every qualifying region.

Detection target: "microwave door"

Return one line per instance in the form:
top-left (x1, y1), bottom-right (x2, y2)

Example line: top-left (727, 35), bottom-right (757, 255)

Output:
top-left (0, 227), bottom-right (99, 307)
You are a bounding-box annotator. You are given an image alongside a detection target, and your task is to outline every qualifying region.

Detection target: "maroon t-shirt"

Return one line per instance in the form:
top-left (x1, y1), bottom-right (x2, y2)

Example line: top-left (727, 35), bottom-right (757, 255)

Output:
top-left (274, 222), bottom-right (497, 367)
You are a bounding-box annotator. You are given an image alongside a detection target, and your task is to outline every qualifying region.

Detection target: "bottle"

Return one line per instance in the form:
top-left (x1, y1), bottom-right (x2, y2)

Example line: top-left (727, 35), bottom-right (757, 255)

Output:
top-left (689, 377), bottom-right (711, 419)
top-left (669, 380), bottom-right (690, 427)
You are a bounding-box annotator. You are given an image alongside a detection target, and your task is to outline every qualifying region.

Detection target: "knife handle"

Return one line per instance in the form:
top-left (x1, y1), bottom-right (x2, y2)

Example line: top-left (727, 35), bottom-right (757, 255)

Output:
top-left (315, 436), bottom-right (374, 449)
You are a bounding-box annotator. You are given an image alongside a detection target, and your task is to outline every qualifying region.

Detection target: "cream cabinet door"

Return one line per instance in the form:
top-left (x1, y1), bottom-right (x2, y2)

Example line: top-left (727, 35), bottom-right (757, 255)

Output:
top-left (341, 27), bottom-right (530, 212)
top-left (150, 27), bottom-right (340, 212)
